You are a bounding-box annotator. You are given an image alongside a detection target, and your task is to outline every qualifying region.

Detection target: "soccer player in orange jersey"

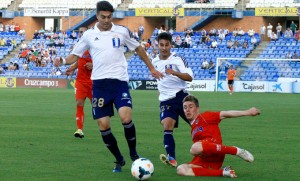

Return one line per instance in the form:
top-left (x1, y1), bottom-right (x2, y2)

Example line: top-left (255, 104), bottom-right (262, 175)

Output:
top-left (227, 65), bottom-right (236, 95)
top-left (66, 50), bottom-right (92, 138)
top-left (177, 95), bottom-right (260, 178)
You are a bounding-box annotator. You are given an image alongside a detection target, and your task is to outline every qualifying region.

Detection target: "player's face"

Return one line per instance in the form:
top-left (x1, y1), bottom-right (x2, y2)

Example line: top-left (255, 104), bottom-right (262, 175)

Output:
top-left (97, 11), bottom-right (113, 31)
top-left (158, 39), bottom-right (172, 59)
top-left (183, 101), bottom-right (199, 121)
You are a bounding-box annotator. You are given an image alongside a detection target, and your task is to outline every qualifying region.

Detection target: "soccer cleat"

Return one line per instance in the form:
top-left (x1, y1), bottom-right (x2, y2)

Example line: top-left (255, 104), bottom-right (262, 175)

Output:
top-left (74, 129), bottom-right (84, 138)
top-left (130, 153), bottom-right (140, 161)
top-left (236, 147), bottom-right (254, 162)
top-left (223, 166), bottom-right (237, 178)
top-left (160, 154), bottom-right (177, 167)
top-left (112, 159), bottom-right (126, 173)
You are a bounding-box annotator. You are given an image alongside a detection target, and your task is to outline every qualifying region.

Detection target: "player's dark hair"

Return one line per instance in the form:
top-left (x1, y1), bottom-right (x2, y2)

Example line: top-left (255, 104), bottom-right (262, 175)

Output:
top-left (157, 32), bottom-right (172, 43)
top-left (97, 1), bottom-right (114, 13)
top-left (183, 95), bottom-right (199, 107)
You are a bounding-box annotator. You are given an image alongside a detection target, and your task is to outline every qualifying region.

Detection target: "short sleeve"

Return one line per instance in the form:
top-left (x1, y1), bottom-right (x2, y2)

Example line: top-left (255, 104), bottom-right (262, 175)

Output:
top-left (71, 34), bottom-right (89, 57)
top-left (123, 28), bottom-right (140, 51)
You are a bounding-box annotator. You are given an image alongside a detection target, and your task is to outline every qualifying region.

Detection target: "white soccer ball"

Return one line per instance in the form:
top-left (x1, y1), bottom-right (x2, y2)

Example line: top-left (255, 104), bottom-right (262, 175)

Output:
top-left (131, 158), bottom-right (154, 180)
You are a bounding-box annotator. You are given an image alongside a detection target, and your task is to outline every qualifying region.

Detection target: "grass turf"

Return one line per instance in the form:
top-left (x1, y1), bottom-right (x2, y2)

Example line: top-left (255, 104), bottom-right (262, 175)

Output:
top-left (0, 88), bottom-right (299, 181)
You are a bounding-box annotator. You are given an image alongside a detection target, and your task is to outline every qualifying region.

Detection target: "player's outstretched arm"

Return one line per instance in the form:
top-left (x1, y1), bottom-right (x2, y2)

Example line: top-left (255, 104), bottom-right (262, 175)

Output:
top-left (165, 69), bottom-right (193, 81)
top-left (220, 107), bottom-right (261, 120)
top-left (135, 46), bottom-right (164, 80)
top-left (54, 54), bottom-right (80, 67)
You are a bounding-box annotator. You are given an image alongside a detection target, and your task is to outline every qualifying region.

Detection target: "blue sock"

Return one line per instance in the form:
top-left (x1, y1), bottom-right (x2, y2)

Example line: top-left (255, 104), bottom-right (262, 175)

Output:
top-left (100, 128), bottom-right (123, 162)
top-left (123, 121), bottom-right (137, 156)
top-left (164, 130), bottom-right (175, 159)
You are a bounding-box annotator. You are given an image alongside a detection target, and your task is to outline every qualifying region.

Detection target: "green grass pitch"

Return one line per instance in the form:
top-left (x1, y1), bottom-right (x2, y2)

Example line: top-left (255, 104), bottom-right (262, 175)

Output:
top-left (1, 88), bottom-right (299, 181)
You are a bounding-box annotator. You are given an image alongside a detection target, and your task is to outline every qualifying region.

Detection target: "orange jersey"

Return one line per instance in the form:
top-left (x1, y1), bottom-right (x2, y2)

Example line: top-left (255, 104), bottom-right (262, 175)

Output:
top-left (77, 51), bottom-right (92, 84)
top-left (191, 112), bottom-right (222, 144)
top-left (227, 69), bottom-right (236, 80)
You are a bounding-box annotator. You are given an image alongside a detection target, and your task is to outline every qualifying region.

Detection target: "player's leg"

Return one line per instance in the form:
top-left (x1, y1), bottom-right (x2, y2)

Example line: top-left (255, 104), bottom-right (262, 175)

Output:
top-left (177, 163), bottom-right (236, 177)
top-left (92, 79), bottom-right (125, 172)
top-left (114, 80), bottom-right (139, 161)
top-left (160, 117), bottom-right (177, 167)
top-left (74, 98), bottom-right (85, 138)
top-left (190, 142), bottom-right (254, 162)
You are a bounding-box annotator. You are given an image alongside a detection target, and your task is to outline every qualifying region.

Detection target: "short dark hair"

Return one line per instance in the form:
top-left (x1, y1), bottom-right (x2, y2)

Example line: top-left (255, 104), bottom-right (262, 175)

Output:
top-left (183, 95), bottom-right (199, 107)
top-left (97, 1), bottom-right (114, 13)
top-left (157, 32), bottom-right (172, 43)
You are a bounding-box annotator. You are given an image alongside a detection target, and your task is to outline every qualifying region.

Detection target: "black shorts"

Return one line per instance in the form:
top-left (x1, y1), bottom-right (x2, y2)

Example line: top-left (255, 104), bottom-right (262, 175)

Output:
top-left (228, 80), bottom-right (234, 85)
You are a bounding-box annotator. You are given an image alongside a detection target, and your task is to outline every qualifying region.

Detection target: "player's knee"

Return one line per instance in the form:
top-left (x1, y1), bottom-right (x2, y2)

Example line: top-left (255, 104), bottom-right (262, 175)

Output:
top-left (177, 165), bottom-right (187, 176)
top-left (190, 142), bottom-right (203, 156)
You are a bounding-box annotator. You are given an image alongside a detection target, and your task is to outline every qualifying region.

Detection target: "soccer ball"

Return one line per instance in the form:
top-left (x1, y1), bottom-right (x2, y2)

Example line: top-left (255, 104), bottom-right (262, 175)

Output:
top-left (131, 158), bottom-right (154, 180)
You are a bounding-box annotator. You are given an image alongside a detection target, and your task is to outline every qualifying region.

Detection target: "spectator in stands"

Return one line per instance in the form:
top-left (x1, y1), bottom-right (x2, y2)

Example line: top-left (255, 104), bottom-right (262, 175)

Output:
top-left (286, 51), bottom-right (292, 59)
top-left (10, 23), bottom-right (15, 32)
top-left (49, 45), bottom-right (57, 55)
top-left (205, 36), bottom-right (212, 47)
top-left (8, 62), bottom-right (14, 70)
top-left (208, 60), bottom-right (215, 72)
top-left (0, 65), bottom-right (4, 74)
top-left (201, 59), bottom-right (209, 69)
top-left (237, 27), bottom-right (244, 36)
top-left (184, 34), bottom-right (192, 48)
top-left (158, 26), bottom-right (166, 34)
top-left (276, 23), bottom-right (282, 38)
top-left (232, 27), bottom-right (238, 36)
top-left (294, 29), bottom-right (300, 41)
top-left (174, 35), bottom-right (182, 48)
top-left (270, 32), bottom-right (278, 41)
top-left (267, 23), bottom-right (273, 38)
top-left (20, 42), bottom-right (27, 50)
top-left (233, 40), bottom-right (240, 49)
top-left (168, 27), bottom-right (174, 35)
top-left (250, 36), bottom-right (257, 46)
top-left (153, 27), bottom-right (159, 36)
top-left (209, 28), bottom-right (216, 36)
top-left (248, 28), bottom-right (255, 37)
top-left (54, 39), bottom-right (60, 47)
top-left (211, 39), bottom-right (218, 48)
top-left (223, 28), bottom-right (229, 36)
top-left (291, 51), bottom-right (299, 59)
top-left (284, 27), bottom-right (293, 38)
top-left (15, 23), bottom-right (20, 32)
top-left (33, 30), bottom-right (39, 39)
top-left (242, 40), bottom-right (248, 49)
top-left (13, 62), bottom-right (19, 71)
top-left (6, 37), bottom-right (12, 46)
top-left (70, 30), bottom-right (77, 40)
top-left (260, 25), bottom-right (266, 40)
top-left (218, 30), bottom-right (225, 42)
top-left (227, 40), bottom-right (234, 49)
top-left (0, 38), bottom-right (6, 46)
top-left (22, 61), bottom-right (28, 71)
top-left (12, 38), bottom-right (17, 48)
top-left (39, 27), bottom-right (45, 34)
top-left (138, 24), bottom-right (144, 41)
top-left (0, 22), bottom-right (3, 32)
top-left (5, 23), bottom-right (10, 32)
top-left (59, 39), bottom-right (65, 47)
top-left (290, 21), bottom-right (297, 35)
top-left (18, 29), bottom-right (25, 36)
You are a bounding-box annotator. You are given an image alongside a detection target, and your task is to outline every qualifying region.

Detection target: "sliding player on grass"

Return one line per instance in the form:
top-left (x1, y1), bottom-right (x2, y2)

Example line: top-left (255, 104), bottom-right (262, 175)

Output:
top-left (177, 95), bottom-right (260, 178)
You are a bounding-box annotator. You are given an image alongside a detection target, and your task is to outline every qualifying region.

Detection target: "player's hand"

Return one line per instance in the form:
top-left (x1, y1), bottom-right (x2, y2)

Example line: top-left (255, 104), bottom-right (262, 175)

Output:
top-left (248, 107), bottom-right (261, 116)
top-left (151, 69), bottom-right (164, 80)
top-left (165, 68), bottom-right (174, 75)
top-left (85, 62), bottom-right (93, 70)
top-left (65, 69), bottom-right (74, 76)
top-left (53, 57), bottom-right (61, 67)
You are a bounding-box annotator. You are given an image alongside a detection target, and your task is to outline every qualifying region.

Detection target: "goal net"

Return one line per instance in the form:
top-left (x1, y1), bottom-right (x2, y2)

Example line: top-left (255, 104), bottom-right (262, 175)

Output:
top-left (214, 58), bottom-right (300, 93)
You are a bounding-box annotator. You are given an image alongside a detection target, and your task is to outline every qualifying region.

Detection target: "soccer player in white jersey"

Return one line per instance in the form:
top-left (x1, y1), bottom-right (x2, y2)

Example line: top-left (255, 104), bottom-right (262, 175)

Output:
top-left (152, 32), bottom-right (194, 167)
top-left (55, 1), bottom-right (163, 173)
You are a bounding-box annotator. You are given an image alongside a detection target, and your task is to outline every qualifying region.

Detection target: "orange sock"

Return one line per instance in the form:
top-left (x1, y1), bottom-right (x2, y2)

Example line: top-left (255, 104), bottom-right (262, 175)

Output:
top-left (202, 142), bottom-right (237, 155)
top-left (192, 167), bottom-right (223, 176)
top-left (76, 105), bottom-right (84, 130)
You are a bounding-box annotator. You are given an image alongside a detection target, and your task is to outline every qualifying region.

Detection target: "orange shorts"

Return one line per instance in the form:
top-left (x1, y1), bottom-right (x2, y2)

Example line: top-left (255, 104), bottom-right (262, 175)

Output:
top-left (189, 154), bottom-right (225, 169)
top-left (75, 81), bottom-right (92, 100)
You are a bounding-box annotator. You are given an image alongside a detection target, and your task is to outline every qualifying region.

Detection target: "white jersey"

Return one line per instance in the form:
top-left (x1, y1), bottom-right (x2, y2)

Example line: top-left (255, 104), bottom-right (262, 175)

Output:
top-left (152, 53), bottom-right (193, 101)
top-left (72, 23), bottom-right (140, 81)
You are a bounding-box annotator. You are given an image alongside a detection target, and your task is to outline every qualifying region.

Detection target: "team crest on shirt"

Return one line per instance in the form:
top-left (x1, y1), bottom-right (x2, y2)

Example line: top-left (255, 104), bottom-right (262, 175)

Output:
top-left (112, 35), bottom-right (121, 48)
top-left (165, 64), bottom-right (172, 69)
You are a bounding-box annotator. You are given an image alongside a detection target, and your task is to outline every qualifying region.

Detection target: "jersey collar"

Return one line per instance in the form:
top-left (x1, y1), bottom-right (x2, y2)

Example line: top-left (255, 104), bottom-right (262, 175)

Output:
top-left (94, 22), bottom-right (116, 32)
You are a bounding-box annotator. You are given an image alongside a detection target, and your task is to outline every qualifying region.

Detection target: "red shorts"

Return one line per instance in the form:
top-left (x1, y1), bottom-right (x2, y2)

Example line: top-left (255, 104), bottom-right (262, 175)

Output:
top-left (189, 154), bottom-right (224, 169)
top-left (75, 81), bottom-right (92, 100)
